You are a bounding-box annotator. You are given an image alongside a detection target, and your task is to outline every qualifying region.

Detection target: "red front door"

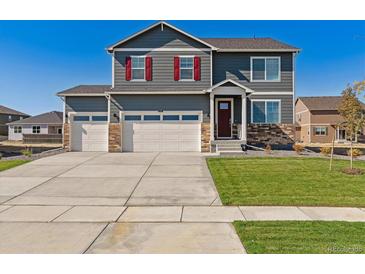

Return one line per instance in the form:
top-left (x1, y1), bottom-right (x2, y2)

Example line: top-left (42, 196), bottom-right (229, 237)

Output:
top-left (217, 101), bottom-right (231, 138)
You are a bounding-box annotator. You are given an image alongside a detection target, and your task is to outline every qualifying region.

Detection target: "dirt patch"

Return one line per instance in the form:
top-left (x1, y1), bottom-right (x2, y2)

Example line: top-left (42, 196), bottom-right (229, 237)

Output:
top-left (342, 168), bottom-right (364, 176)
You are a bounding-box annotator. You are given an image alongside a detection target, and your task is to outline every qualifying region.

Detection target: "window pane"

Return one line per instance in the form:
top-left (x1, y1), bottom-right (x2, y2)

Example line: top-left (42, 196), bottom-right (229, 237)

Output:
top-left (163, 115), bottom-right (180, 121)
top-left (131, 57), bottom-right (145, 68)
top-left (132, 69), bottom-right (144, 80)
top-left (252, 101), bottom-right (266, 123)
top-left (144, 115), bottom-right (160, 121)
top-left (252, 59), bottom-right (265, 80)
top-left (219, 103), bottom-right (229, 110)
top-left (74, 116), bottom-right (89, 121)
top-left (266, 101), bottom-right (279, 123)
top-left (182, 115), bottom-right (199, 121)
top-left (124, 115), bottom-right (141, 121)
top-left (91, 116), bottom-right (108, 121)
top-left (266, 58), bottom-right (279, 80)
top-left (180, 57), bottom-right (193, 68)
top-left (180, 69), bottom-right (193, 80)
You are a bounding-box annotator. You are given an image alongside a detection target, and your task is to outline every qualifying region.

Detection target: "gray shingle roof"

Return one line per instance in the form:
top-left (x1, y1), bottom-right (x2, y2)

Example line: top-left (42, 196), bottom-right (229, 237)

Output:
top-left (201, 38), bottom-right (299, 51)
top-left (298, 96), bottom-right (365, 111)
top-left (0, 105), bottom-right (29, 116)
top-left (8, 111), bottom-right (63, 125)
top-left (57, 85), bottom-right (111, 96)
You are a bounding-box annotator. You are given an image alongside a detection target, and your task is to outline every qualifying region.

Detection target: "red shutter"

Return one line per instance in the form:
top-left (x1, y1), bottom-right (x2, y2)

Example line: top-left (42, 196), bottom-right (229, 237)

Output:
top-left (125, 56), bottom-right (131, 81)
top-left (145, 56), bottom-right (152, 81)
top-left (174, 56), bottom-right (180, 81)
top-left (194, 56), bottom-right (201, 81)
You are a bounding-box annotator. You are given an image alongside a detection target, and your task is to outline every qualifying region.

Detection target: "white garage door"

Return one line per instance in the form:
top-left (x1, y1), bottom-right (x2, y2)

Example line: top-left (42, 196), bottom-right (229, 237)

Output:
top-left (71, 115), bottom-right (108, 152)
top-left (122, 112), bottom-right (202, 152)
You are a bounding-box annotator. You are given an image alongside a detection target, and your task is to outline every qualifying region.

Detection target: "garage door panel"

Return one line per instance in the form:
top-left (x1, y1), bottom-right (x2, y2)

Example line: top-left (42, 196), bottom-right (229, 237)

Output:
top-left (71, 122), bottom-right (108, 152)
top-left (123, 121), bottom-right (201, 152)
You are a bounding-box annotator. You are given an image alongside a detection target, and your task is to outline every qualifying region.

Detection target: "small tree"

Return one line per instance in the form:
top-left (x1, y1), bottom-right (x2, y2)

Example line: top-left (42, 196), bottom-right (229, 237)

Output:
top-left (338, 86), bottom-right (365, 169)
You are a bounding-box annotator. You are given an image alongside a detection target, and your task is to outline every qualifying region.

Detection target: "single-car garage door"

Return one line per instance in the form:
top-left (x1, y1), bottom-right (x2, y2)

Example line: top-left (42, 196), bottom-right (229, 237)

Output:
top-left (122, 112), bottom-right (202, 152)
top-left (71, 114), bottom-right (108, 152)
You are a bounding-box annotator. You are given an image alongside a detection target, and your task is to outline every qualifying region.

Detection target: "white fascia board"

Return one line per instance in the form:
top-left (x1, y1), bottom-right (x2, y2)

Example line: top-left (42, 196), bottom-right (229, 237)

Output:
top-left (113, 48), bottom-right (211, 52)
top-left (107, 91), bottom-right (207, 95)
top-left (217, 49), bottom-right (300, 53)
top-left (57, 93), bottom-right (106, 97)
top-left (206, 79), bottom-right (255, 93)
top-left (251, 91), bottom-right (293, 95)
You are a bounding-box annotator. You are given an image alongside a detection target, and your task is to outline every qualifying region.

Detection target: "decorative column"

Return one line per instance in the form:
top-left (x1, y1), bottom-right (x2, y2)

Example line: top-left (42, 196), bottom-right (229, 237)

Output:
top-left (241, 94), bottom-right (247, 141)
top-left (209, 93), bottom-right (214, 141)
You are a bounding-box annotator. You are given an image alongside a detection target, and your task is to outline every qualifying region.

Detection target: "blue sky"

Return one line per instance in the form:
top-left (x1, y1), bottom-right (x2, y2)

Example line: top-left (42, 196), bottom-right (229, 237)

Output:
top-left (0, 20), bottom-right (364, 115)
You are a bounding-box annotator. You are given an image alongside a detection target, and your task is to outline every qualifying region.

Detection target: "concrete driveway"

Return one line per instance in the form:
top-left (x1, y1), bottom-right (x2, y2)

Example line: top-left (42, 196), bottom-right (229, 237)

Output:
top-left (0, 152), bottom-right (244, 253)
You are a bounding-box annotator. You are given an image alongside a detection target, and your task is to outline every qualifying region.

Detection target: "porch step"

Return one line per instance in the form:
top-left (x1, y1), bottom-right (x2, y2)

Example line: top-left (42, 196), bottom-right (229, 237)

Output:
top-left (213, 140), bottom-right (246, 154)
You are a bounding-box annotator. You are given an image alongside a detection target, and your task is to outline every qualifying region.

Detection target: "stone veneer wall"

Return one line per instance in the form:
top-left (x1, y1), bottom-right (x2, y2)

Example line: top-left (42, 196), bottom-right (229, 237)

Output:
top-left (247, 124), bottom-right (295, 145)
top-left (63, 123), bottom-right (70, 151)
top-left (201, 122), bottom-right (211, 152)
top-left (109, 123), bottom-right (121, 152)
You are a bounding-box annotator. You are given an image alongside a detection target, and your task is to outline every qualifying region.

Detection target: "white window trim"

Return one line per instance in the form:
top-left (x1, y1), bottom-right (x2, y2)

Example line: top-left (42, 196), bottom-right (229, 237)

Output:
top-left (313, 126), bottom-right (327, 136)
top-left (32, 125), bottom-right (41, 134)
top-left (122, 111), bottom-right (202, 123)
top-left (14, 125), bottom-right (22, 134)
top-left (68, 112), bottom-right (108, 124)
top-left (131, 55), bottom-right (146, 82)
top-left (251, 99), bottom-right (281, 124)
top-left (250, 56), bottom-right (281, 82)
top-left (179, 55), bottom-right (194, 81)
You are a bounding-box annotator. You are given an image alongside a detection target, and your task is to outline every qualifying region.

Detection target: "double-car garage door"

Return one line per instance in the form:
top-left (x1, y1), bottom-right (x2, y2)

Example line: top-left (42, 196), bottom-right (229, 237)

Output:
top-left (70, 112), bottom-right (202, 152)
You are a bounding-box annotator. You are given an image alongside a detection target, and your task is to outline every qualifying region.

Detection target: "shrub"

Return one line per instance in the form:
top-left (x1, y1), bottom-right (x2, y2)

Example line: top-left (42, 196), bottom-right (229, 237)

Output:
top-left (21, 149), bottom-right (32, 157)
top-left (347, 148), bottom-right (363, 158)
top-left (0, 152), bottom-right (2, 160)
top-left (320, 147), bottom-right (332, 157)
top-left (264, 144), bottom-right (272, 155)
top-left (292, 144), bottom-right (304, 155)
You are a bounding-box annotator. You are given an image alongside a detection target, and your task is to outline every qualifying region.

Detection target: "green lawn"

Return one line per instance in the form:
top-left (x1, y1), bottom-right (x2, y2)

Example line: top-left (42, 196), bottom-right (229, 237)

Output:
top-left (0, 160), bottom-right (30, 172)
top-left (233, 221), bottom-right (365, 254)
top-left (207, 157), bottom-right (365, 207)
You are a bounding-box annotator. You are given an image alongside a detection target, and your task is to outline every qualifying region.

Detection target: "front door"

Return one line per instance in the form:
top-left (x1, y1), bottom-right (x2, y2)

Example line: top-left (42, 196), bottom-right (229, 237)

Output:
top-left (217, 101), bottom-right (232, 138)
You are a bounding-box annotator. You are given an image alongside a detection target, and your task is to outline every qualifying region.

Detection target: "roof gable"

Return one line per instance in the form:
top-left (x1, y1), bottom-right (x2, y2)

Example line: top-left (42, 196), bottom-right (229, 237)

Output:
top-left (107, 21), bottom-right (216, 52)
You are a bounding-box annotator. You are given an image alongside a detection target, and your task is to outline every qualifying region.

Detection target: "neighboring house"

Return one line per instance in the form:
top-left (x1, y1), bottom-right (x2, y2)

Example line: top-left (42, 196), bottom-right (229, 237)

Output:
top-left (57, 21), bottom-right (300, 152)
top-left (295, 96), bottom-right (365, 144)
top-left (7, 111), bottom-right (63, 142)
top-left (0, 105), bottom-right (29, 136)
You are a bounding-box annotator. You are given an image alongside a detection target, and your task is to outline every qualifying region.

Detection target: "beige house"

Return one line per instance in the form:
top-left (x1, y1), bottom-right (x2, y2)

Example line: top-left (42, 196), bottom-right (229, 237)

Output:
top-left (295, 96), bottom-right (365, 144)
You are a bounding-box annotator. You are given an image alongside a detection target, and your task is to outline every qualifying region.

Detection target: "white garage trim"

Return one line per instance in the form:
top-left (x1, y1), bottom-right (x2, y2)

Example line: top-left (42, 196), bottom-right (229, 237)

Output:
top-left (121, 111), bottom-right (202, 152)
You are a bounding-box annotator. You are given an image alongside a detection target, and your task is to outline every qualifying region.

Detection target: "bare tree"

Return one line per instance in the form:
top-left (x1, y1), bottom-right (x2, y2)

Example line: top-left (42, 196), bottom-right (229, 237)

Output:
top-left (338, 85), bottom-right (365, 169)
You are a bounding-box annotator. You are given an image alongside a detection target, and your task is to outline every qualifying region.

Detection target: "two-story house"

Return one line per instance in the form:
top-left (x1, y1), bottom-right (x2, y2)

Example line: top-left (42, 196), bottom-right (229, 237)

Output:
top-left (57, 21), bottom-right (300, 152)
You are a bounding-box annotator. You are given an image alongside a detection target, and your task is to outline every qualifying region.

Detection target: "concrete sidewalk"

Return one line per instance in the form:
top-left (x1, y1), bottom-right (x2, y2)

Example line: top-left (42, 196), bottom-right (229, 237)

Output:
top-left (1, 205), bottom-right (365, 223)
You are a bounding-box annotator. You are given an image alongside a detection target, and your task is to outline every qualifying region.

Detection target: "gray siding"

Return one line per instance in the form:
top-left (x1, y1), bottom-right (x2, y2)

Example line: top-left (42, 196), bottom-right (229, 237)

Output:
top-left (248, 94), bottom-right (294, 124)
top-left (110, 94), bottom-right (209, 123)
top-left (114, 50), bottom-right (211, 91)
top-left (115, 24), bottom-right (209, 49)
top-left (213, 52), bottom-right (293, 92)
top-left (65, 96), bottom-right (108, 114)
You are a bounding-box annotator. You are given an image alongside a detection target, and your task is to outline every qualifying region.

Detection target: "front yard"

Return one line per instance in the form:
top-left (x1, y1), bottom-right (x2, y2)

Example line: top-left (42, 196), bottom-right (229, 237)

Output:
top-left (234, 221), bottom-right (365, 254)
top-left (0, 160), bottom-right (30, 172)
top-left (207, 157), bottom-right (365, 207)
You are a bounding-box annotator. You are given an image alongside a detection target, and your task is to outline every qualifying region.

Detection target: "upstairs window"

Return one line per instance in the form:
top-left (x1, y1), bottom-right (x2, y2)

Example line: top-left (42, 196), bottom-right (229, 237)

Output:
top-left (32, 125), bottom-right (41, 134)
top-left (131, 56), bottom-right (145, 80)
top-left (179, 56), bottom-right (194, 80)
top-left (252, 100), bottom-right (280, 123)
top-left (251, 57), bottom-right (280, 81)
